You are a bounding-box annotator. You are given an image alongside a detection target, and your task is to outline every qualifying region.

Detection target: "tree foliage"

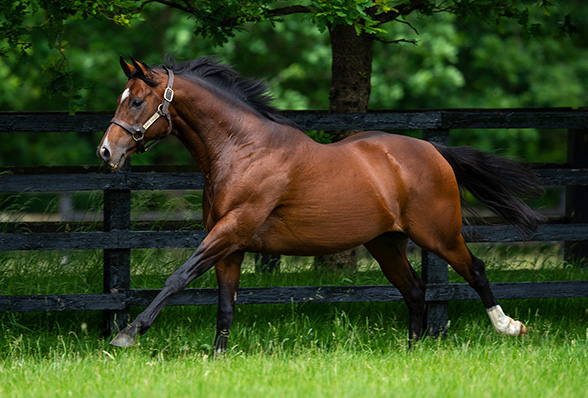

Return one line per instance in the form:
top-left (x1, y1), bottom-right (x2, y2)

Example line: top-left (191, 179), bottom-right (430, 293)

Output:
top-left (1, 1), bottom-right (576, 111)
top-left (1, 0), bottom-right (138, 55)
top-left (148, 0), bottom-right (574, 44)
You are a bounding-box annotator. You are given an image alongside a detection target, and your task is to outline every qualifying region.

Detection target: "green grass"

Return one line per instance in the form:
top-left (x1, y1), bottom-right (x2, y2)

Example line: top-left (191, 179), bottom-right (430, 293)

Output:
top-left (0, 298), bottom-right (586, 398)
top-left (1, 217), bottom-right (588, 397)
top-left (0, 341), bottom-right (585, 397)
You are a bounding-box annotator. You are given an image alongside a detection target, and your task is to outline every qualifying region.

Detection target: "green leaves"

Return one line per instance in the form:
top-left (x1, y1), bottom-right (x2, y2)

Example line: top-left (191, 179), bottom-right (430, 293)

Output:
top-left (0, 1), bottom-right (140, 56)
top-left (309, 0), bottom-right (387, 35)
top-left (0, 0), bottom-right (141, 111)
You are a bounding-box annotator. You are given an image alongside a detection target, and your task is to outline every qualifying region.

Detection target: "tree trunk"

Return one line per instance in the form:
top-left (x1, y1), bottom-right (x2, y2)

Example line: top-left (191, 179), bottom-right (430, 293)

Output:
top-left (328, 23), bottom-right (375, 139)
top-left (316, 24), bottom-right (375, 270)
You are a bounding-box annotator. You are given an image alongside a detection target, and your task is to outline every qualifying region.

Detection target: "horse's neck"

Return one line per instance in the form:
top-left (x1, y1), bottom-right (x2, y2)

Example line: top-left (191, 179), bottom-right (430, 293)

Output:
top-left (172, 78), bottom-right (301, 177)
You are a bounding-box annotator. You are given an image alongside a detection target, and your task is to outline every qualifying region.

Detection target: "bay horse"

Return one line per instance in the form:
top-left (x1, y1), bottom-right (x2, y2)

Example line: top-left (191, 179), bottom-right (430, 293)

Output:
top-left (97, 56), bottom-right (545, 350)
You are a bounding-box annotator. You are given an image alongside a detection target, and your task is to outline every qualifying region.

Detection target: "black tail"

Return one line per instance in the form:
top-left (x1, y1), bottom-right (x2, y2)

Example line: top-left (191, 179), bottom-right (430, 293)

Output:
top-left (433, 143), bottom-right (547, 238)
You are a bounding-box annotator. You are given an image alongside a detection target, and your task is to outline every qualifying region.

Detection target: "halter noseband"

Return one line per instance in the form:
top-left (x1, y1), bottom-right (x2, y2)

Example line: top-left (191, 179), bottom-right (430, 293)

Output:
top-left (109, 67), bottom-right (175, 153)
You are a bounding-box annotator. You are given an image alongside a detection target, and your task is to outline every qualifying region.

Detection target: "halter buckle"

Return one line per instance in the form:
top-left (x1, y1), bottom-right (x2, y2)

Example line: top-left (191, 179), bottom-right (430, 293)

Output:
top-left (164, 87), bottom-right (174, 102)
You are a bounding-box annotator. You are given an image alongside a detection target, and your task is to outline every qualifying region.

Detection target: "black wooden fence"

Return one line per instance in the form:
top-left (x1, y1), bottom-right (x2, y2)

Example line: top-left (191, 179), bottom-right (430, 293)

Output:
top-left (1, 109), bottom-right (588, 335)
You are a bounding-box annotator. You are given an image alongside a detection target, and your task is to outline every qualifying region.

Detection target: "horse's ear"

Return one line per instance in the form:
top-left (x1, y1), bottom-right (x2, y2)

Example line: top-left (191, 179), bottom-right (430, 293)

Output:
top-left (120, 56), bottom-right (134, 79)
top-left (129, 55), bottom-right (152, 78)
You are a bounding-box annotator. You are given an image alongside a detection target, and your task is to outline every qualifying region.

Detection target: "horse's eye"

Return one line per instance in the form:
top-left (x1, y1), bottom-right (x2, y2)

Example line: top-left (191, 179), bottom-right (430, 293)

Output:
top-left (130, 98), bottom-right (144, 108)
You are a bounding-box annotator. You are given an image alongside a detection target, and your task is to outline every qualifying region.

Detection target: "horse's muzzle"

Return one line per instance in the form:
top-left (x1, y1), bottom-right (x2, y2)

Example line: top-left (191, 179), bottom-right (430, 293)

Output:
top-left (97, 145), bottom-right (111, 163)
top-left (97, 141), bottom-right (127, 170)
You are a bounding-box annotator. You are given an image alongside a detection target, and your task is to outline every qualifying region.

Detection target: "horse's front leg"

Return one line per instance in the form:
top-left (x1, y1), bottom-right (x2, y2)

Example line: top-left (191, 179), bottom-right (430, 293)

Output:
top-left (213, 251), bottom-right (244, 354)
top-left (110, 211), bottom-right (256, 348)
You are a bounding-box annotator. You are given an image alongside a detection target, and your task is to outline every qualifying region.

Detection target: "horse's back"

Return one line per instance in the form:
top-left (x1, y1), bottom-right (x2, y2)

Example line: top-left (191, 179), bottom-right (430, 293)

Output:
top-left (331, 131), bottom-right (457, 193)
top-left (335, 130), bottom-right (439, 161)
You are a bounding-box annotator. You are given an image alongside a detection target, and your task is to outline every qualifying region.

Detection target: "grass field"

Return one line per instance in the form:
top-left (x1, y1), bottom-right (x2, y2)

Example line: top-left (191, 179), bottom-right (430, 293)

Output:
top-left (1, 246), bottom-right (587, 397)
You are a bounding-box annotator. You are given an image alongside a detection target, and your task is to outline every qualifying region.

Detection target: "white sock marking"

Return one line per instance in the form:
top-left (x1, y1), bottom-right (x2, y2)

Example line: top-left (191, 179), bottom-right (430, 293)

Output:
top-left (487, 305), bottom-right (525, 337)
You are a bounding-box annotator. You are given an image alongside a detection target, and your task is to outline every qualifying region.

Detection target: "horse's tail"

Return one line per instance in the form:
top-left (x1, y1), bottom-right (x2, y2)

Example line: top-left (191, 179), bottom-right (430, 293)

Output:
top-left (432, 143), bottom-right (547, 238)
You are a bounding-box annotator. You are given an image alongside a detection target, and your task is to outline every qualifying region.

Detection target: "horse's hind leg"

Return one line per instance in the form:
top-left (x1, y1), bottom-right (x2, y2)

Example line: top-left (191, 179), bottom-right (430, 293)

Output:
top-left (213, 251), bottom-right (244, 354)
top-left (416, 233), bottom-right (527, 337)
top-left (364, 233), bottom-right (427, 342)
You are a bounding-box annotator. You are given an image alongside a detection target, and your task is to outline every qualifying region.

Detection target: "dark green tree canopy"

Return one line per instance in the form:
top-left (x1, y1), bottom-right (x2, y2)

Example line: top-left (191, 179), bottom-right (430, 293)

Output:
top-left (1, 1), bottom-right (575, 115)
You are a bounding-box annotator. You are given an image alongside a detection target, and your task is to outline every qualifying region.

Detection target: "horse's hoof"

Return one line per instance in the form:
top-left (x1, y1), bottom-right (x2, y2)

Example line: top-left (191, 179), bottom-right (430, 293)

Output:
top-left (509, 320), bottom-right (527, 337)
top-left (109, 327), bottom-right (138, 348)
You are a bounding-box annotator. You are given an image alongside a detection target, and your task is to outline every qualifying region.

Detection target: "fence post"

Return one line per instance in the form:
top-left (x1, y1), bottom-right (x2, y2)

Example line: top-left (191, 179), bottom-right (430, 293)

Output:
top-left (565, 128), bottom-right (588, 267)
top-left (103, 161), bottom-right (132, 334)
top-left (421, 129), bottom-right (450, 336)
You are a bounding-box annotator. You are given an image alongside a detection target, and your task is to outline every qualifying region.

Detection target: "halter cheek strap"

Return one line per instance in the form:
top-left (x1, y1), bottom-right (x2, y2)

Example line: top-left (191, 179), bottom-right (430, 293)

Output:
top-left (109, 67), bottom-right (175, 153)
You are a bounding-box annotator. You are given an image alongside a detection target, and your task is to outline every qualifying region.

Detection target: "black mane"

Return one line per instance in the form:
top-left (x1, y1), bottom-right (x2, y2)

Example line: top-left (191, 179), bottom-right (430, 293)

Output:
top-left (154, 56), bottom-right (300, 130)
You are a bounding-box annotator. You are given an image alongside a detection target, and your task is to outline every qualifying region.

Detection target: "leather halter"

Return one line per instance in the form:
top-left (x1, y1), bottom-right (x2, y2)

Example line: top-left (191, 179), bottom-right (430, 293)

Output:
top-left (109, 67), bottom-right (175, 153)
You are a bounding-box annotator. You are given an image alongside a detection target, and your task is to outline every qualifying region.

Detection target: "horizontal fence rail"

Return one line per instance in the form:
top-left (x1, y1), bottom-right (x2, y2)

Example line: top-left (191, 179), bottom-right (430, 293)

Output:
top-left (3, 224), bottom-right (588, 252)
top-left (2, 168), bottom-right (588, 193)
top-left (3, 108), bottom-right (588, 132)
top-left (3, 281), bottom-right (588, 313)
top-left (1, 109), bottom-right (588, 334)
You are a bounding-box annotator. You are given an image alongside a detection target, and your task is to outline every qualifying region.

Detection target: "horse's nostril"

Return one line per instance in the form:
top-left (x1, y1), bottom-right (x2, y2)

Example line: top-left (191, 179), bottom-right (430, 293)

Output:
top-left (101, 146), bottom-right (111, 161)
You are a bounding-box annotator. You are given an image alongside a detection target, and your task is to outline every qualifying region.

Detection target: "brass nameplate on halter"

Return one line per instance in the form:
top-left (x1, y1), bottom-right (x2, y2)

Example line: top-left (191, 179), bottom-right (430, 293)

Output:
top-left (142, 113), bottom-right (161, 131)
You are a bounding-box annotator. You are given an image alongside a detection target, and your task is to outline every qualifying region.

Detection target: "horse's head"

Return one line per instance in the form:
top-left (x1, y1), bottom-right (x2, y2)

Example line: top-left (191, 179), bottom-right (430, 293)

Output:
top-left (97, 57), bottom-right (175, 170)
